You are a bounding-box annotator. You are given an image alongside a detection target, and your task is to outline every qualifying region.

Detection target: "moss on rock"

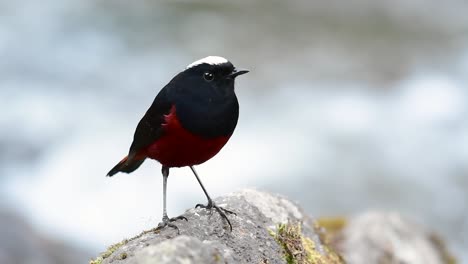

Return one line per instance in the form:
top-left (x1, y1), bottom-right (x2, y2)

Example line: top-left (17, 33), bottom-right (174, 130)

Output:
top-left (316, 217), bottom-right (347, 234)
top-left (89, 239), bottom-right (129, 264)
top-left (269, 222), bottom-right (344, 264)
top-left (428, 233), bottom-right (457, 264)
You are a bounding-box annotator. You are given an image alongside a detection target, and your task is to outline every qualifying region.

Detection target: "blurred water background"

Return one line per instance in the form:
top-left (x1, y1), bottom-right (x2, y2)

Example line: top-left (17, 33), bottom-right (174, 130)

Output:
top-left (1, 0), bottom-right (468, 263)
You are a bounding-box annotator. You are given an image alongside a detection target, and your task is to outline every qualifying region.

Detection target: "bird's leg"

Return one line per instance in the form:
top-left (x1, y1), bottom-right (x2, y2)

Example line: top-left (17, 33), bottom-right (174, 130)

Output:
top-left (157, 166), bottom-right (187, 234)
top-left (190, 166), bottom-right (235, 231)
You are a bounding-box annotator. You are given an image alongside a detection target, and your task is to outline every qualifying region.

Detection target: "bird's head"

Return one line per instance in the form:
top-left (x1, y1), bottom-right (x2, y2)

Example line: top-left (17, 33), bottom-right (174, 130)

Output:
top-left (176, 56), bottom-right (248, 95)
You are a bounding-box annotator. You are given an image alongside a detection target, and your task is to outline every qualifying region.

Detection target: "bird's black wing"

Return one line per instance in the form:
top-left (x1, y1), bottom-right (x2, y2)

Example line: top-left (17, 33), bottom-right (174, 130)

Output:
top-left (128, 87), bottom-right (173, 158)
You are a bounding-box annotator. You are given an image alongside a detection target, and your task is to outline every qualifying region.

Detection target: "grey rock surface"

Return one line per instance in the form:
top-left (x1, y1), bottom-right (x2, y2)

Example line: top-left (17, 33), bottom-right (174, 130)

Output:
top-left (97, 189), bottom-right (331, 264)
top-left (334, 211), bottom-right (455, 264)
top-left (135, 236), bottom-right (225, 264)
top-left (94, 190), bottom-right (455, 264)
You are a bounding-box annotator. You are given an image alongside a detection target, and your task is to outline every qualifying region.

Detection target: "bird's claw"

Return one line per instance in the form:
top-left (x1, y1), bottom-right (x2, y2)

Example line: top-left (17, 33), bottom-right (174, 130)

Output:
top-left (156, 215), bottom-right (188, 234)
top-left (170, 215), bottom-right (188, 222)
top-left (195, 201), bottom-right (235, 231)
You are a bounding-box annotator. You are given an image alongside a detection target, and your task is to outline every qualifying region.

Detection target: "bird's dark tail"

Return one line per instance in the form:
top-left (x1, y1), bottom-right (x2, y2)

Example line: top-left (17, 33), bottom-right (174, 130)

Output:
top-left (107, 155), bottom-right (146, 177)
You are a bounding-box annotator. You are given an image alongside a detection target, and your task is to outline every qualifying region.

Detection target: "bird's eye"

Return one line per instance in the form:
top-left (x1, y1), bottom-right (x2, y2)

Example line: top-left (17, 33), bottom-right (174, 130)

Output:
top-left (203, 72), bottom-right (214, 81)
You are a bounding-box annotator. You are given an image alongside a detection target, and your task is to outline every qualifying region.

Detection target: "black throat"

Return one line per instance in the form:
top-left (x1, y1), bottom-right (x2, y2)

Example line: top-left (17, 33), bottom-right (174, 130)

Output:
top-left (174, 91), bottom-right (239, 138)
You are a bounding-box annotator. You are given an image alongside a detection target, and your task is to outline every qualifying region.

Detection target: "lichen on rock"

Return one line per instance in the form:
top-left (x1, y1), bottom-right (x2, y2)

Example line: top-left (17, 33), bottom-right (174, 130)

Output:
top-left (90, 239), bottom-right (129, 264)
top-left (269, 222), bottom-right (344, 264)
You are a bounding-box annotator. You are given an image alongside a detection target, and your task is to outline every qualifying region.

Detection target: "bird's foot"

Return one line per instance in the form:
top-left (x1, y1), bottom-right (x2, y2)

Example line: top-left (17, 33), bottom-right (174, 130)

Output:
top-left (196, 200), bottom-right (235, 231)
top-left (156, 215), bottom-right (188, 234)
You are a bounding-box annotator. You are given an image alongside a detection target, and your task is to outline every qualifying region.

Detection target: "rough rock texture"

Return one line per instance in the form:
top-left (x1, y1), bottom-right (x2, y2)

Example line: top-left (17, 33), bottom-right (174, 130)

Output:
top-left (91, 189), bottom-right (343, 264)
top-left (328, 212), bottom-right (456, 264)
top-left (91, 190), bottom-right (456, 264)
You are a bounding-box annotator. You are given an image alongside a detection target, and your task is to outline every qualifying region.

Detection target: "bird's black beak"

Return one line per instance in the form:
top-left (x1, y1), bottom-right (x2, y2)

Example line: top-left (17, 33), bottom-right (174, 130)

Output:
top-left (228, 68), bottom-right (249, 78)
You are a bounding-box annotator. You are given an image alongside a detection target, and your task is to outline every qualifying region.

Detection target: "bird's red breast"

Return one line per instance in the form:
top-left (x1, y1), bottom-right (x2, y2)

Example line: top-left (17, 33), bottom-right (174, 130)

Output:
top-left (142, 105), bottom-right (230, 167)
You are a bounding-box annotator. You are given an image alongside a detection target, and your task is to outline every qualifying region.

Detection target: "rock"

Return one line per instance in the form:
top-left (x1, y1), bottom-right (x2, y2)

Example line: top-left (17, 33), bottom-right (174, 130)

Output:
top-left (325, 211), bottom-right (456, 264)
top-left (90, 190), bottom-right (456, 264)
top-left (90, 189), bottom-right (343, 264)
top-left (135, 236), bottom-right (226, 264)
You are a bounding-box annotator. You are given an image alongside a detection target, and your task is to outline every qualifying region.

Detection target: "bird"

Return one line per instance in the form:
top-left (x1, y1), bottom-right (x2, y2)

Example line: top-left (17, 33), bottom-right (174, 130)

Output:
top-left (107, 56), bottom-right (248, 232)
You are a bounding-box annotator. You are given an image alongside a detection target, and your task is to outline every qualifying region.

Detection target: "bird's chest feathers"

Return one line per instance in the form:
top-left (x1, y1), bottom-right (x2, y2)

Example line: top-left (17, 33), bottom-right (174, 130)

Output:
top-left (172, 93), bottom-right (239, 138)
top-left (145, 105), bottom-right (230, 167)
